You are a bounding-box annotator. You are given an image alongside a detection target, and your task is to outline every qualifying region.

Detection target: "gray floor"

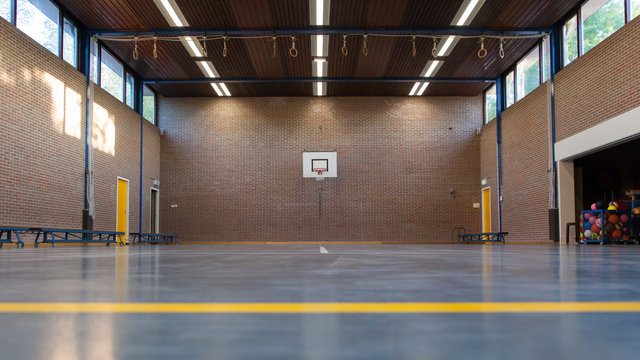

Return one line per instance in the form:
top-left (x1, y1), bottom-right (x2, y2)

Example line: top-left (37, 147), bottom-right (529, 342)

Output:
top-left (1, 244), bottom-right (640, 359)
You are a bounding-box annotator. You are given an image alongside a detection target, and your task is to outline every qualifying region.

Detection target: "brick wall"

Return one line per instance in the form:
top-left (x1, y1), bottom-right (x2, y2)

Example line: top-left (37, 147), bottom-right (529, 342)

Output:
top-left (0, 18), bottom-right (160, 234)
top-left (501, 83), bottom-right (552, 242)
top-left (159, 96), bottom-right (483, 242)
top-left (479, 119), bottom-right (499, 233)
top-left (479, 15), bottom-right (640, 242)
top-left (555, 16), bottom-right (640, 141)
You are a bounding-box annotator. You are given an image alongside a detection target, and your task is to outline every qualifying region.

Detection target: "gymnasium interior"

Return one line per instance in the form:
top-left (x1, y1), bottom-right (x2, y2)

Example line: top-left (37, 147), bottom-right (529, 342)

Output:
top-left (2, 0), bottom-right (640, 358)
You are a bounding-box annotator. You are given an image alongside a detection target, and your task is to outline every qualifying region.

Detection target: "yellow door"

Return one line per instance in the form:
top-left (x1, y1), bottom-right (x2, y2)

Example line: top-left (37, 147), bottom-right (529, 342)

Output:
top-left (117, 178), bottom-right (129, 242)
top-left (482, 187), bottom-right (491, 233)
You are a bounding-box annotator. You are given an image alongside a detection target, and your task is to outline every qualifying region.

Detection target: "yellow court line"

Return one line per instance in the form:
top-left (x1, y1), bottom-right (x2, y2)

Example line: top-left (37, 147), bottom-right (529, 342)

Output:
top-left (1, 302), bottom-right (640, 314)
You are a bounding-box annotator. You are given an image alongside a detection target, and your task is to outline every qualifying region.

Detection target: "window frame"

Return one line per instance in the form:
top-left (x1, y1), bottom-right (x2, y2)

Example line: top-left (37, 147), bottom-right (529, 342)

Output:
top-left (483, 83), bottom-right (497, 124)
top-left (142, 84), bottom-right (157, 125)
top-left (515, 44), bottom-right (541, 101)
top-left (560, 0), bottom-right (636, 68)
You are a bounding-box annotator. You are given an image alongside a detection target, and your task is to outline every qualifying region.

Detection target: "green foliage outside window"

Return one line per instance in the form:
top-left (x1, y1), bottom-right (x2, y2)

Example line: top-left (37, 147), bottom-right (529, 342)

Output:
top-left (582, 0), bottom-right (624, 54)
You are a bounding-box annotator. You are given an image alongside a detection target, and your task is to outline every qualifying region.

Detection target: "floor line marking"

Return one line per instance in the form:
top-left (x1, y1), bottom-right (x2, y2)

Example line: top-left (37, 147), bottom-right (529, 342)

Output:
top-left (1, 302), bottom-right (640, 313)
top-left (320, 245), bottom-right (328, 254)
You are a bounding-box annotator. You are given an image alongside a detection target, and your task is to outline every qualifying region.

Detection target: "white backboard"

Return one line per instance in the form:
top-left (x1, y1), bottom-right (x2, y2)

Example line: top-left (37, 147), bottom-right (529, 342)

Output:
top-left (303, 151), bottom-right (337, 178)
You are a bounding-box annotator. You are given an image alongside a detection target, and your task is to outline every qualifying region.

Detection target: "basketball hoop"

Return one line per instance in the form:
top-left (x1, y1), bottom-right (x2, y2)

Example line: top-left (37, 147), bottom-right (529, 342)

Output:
top-left (313, 168), bottom-right (326, 181)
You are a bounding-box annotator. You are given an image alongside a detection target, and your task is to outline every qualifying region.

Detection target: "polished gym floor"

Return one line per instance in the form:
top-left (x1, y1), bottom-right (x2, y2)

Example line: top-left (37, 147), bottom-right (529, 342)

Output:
top-left (1, 244), bottom-right (640, 359)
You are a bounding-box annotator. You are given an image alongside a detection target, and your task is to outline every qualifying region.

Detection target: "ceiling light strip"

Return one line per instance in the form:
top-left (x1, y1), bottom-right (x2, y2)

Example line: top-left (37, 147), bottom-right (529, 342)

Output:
top-left (153, 0), bottom-right (189, 27)
top-left (416, 83), bottom-right (429, 96)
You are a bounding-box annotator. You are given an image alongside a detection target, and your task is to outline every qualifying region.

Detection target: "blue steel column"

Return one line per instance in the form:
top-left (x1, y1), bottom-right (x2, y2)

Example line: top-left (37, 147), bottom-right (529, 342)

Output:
top-left (138, 80), bottom-right (144, 234)
top-left (81, 29), bottom-right (91, 213)
top-left (495, 76), bottom-right (504, 233)
top-left (550, 24), bottom-right (562, 209)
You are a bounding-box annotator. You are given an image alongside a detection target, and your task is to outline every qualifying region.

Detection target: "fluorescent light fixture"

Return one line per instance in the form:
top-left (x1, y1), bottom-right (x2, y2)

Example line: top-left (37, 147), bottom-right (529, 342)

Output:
top-left (417, 82), bottom-right (429, 96)
top-left (313, 82), bottom-right (326, 96)
top-left (153, 0), bottom-right (189, 27)
top-left (313, 58), bottom-right (327, 77)
top-left (312, 35), bottom-right (329, 57)
top-left (182, 37), bottom-right (204, 57)
top-left (423, 60), bottom-right (442, 78)
top-left (452, 0), bottom-right (485, 26)
top-left (196, 61), bottom-right (217, 78)
top-left (219, 83), bottom-right (231, 97)
top-left (409, 82), bottom-right (421, 96)
top-left (316, 0), bottom-right (324, 25)
top-left (456, 0), bottom-right (479, 26)
top-left (211, 83), bottom-right (223, 96)
top-left (310, 0), bottom-right (330, 26)
top-left (438, 36), bottom-right (455, 57)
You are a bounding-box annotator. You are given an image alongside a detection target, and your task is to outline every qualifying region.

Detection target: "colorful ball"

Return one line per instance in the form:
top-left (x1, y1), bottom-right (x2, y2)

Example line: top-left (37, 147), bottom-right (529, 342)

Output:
top-left (623, 235), bottom-right (629, 241)
top-left (612, 229), bottom-right (623, 239)
top-left (615, 223), bottom-right (622, 230)
top-left (591, 203), bottom-right (597, 210)
top-left (589, 216), bottom-right (597, 225)
top-left (592, 233), bottom-right (598, 240)
top-left (620, 214), bottom-right (629, 223)
top-left (591, 224), bottom-right (601, 233)
top-left (610, 201), bottom-right (619, 209)
top-left (604, 223), bottom-right (615, 234)
top-left (584, 230), bottom-right (592, 238)
top-left (595, 218), bottom-right (603, 228)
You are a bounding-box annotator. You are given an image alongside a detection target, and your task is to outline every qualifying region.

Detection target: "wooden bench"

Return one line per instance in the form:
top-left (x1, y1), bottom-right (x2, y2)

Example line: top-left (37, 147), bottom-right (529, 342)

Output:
top-left (131, 233), bottom-right (178, 245)
top-left (0, 227), bottom-right (28, 248)
top-left (457, 232), bottom-right (508, 244)
top-left (33, 229), bottom-right (125, 247)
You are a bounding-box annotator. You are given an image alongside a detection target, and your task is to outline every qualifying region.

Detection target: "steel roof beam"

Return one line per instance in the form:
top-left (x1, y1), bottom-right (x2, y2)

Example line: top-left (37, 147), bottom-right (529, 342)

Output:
top-left (90, 27), bottom-right (550, 37)
top-left (143, 77), bottom-right (496, 84)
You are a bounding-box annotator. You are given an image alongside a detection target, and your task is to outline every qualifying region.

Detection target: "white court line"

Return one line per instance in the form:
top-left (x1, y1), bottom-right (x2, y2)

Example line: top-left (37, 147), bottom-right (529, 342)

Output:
top-left (319, 245), bottom-right (329, 254)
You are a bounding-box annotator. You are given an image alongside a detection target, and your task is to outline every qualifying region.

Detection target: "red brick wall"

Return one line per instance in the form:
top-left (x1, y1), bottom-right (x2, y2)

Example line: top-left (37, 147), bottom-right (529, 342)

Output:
top-left (479, 119), bottom-right (499, 233)
top-left (158, 96), bottom-right (483, 242)
top-left (480, 17), bottom-right (640, 242)
top-left (555, 16), bottom-right (640, 141)
top-left (0, 18), bottom-right (85, 228)
top-left (0, 18), bottom-right (160, 233)
top-left (501, 83), bottom-right (552, 241)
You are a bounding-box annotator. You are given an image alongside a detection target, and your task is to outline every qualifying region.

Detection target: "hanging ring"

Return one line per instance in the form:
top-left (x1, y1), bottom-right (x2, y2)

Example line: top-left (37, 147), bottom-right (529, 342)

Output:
top-left (432, 37), bottom-right (438, 58)
top-left (202, 36), bottom-right (208, 57)
top-left (153, 36), bottom-right (158, 59)
top-left (272, 36), bottom-right (277, 57)
top-left (362, 34), bottom-right (368, 56)
top-left (499, 38), bottom-right (505, 59)
top-left (223, 36), bottom-right (228, 57)
top-left (289, 35), bottom-right (298, 57)
top-left (411, 35), bottom-right (416, 57)
top-left (477, 37), bottom-right (487, 59)
top-left (341, 34), bottom-right (348, 56)
top-left (133, 36), bottom-right (139, 60)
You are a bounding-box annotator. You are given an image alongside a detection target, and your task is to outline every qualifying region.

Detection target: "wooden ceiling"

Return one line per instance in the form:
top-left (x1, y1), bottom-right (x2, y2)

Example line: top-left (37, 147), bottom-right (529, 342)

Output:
top-left (57, 0), bottom-right (583, 97)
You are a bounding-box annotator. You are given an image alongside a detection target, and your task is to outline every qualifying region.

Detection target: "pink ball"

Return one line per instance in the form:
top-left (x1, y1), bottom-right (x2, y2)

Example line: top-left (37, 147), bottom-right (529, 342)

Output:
top-left (589, 216), bottom-right (596, 224)
top-left (591, 203), bottom-right (597, 210)
top-left (620, 214), bottom-right (629, 223)
top-left (596, 218), bottom-right (603, 227)
top-left (584, 213), bottom-right (592, 221)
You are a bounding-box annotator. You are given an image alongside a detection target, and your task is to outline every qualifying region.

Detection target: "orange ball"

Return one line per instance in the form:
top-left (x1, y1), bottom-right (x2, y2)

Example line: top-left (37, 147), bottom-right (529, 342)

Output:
top-left (591, 224), bottom-right (601, 233)
top-left (608, 214), bottom-right (619, 224)
top-left (612, 229), bottom-right (622, 239)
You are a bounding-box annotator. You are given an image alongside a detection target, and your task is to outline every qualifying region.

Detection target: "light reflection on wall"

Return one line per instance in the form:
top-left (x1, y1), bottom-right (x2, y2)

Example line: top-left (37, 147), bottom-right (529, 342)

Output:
top-left (65, 87), bottom-right (82, 138)
top-left (93, 103), bottom-right (116, 156)
top-left (43, 71), bottom-right (82, 139)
